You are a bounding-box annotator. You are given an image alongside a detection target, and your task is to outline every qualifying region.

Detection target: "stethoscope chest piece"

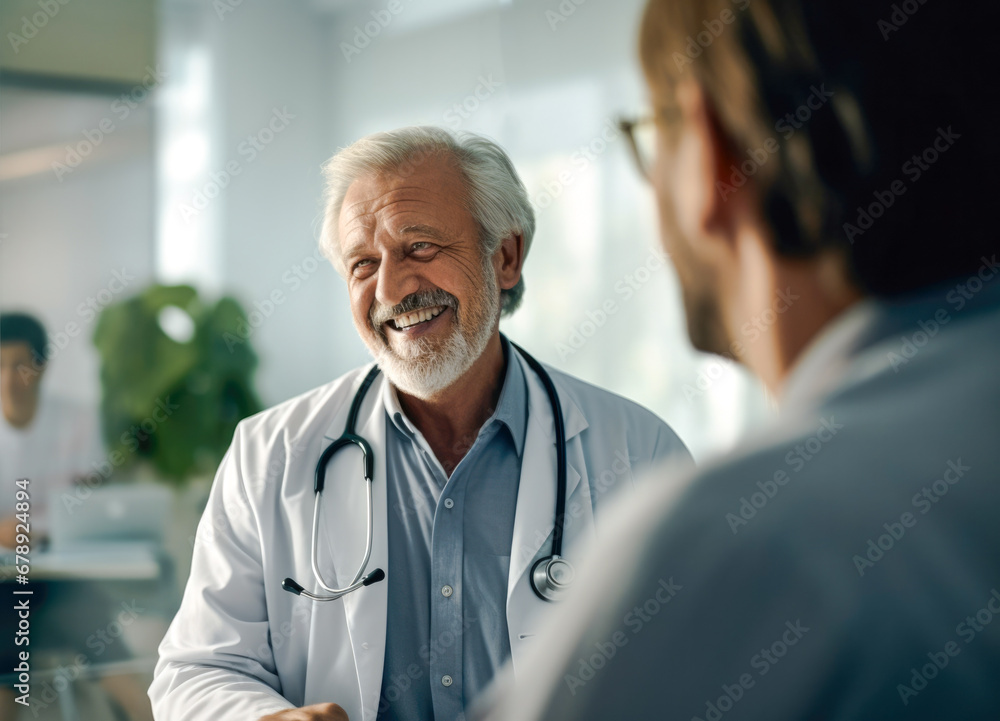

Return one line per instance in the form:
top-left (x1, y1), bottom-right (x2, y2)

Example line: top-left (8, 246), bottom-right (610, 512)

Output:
top-left (530, 555), bottom-right (575, 603)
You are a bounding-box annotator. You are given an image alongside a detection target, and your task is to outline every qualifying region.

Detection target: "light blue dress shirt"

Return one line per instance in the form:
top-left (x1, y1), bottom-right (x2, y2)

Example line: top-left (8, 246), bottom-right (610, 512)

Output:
top-left (377, 338), bottom-right (528, 721)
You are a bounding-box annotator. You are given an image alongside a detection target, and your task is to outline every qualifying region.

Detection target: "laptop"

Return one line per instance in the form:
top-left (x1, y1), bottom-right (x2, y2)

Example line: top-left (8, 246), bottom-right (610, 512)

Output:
top-left (48, 483), bottom-right (171, 551)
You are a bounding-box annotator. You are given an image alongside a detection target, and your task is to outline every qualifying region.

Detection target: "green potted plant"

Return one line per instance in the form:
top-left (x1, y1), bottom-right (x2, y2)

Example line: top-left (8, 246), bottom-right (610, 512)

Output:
top-left (93, 283), bottom-right (262, 484)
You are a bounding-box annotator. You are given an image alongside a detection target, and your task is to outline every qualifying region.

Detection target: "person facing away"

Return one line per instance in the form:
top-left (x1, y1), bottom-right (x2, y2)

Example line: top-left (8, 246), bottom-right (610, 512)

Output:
top-left (477, 0), bottom-right (1000, 719)
top-left (149, 127), bottom-right (692, 721)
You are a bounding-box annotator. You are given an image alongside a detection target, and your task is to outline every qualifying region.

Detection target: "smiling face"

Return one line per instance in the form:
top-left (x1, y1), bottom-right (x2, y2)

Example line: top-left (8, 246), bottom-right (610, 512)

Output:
top-left (337, 152), bottom-right (502, 398)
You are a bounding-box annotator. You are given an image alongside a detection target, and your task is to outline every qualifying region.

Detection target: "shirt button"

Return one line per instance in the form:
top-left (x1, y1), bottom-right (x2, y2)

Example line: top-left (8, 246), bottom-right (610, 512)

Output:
top-left (444, 498), bottom-right (454, 509)
top-left (441, 675), bottom-right (453, 687)
top-left (441, 585), bottom-right (454, 598)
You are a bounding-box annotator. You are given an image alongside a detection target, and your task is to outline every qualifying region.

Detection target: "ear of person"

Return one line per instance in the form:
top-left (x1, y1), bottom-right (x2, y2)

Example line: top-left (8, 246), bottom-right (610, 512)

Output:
top-left (678, 78), bottom-right (752, 250)
top-left (659, 77), bottom-right (751, 285)
top-left (496, 232), bottom-right (524, 290)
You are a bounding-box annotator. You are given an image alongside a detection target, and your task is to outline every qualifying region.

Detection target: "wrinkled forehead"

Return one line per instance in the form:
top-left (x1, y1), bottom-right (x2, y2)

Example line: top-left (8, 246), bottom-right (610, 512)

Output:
top-left (337, 156), bottom-right (474, 246)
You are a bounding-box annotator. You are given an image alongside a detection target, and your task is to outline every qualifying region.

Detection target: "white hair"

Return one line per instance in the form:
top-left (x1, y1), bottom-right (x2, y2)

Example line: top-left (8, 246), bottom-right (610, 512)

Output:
top-left (319, 126), bottom-right (536, 315)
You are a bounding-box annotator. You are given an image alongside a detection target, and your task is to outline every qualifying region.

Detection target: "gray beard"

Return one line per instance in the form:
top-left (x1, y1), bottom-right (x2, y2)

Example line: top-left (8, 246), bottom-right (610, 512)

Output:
top-left (362, 265), bottom-right (500, 399)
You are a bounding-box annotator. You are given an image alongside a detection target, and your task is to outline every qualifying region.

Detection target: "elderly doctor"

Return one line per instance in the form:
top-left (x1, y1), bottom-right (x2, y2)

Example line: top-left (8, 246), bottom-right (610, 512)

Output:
top-left (149, 127), bottom-right (690, 721)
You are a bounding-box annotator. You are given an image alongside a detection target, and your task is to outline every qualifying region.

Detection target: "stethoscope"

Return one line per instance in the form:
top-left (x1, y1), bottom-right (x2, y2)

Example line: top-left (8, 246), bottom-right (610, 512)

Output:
top-left (281, 341), bottom-right (574, 604)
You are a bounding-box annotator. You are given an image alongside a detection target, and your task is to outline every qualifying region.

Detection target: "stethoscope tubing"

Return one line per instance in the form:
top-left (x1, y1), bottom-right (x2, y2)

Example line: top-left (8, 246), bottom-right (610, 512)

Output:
top-left (284, 340), bottom-right (568, 602)
top-left (509, 341), bottom-right (568, 557)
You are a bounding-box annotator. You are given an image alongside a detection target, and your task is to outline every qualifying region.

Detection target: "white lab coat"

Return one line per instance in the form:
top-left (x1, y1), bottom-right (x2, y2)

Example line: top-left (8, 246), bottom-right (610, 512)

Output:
top-left (150, 351), bottom-right (690, 721)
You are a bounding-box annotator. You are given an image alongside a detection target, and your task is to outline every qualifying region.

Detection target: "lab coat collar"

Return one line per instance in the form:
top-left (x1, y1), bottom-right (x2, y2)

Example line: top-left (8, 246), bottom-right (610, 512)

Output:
top-left (506, 346), bottom-right (588, 595)
top-left (318, 364), bottom-right (389, 721)
top-left (510, 343), bottom-right (588, 444)
top-left (320, 347), bottom-right (588, 450)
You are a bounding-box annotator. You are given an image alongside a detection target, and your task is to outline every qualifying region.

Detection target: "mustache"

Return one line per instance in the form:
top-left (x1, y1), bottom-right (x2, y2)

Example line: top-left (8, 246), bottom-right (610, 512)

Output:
top-left (368, 289), bottom-right (458, 331)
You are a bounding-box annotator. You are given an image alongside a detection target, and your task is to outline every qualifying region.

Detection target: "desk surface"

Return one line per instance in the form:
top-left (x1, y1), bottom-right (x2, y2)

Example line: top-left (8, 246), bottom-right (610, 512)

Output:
top-left (0, 542), bottom-right (162, 581)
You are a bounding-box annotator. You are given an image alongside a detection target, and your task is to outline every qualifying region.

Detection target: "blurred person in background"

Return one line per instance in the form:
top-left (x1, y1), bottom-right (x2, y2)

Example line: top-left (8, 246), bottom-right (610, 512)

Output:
top-left (149, 127), bottom-right (691, 721)
top-left (0, 312), bottom-right (103, 545)
top-left (479, 0), bottom-right (1000, 719)
top-left (0, 312), bottom-right (153, 721)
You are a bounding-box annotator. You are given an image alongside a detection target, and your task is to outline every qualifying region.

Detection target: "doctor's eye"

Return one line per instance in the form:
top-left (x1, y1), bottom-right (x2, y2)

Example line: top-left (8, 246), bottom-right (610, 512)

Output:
top-left (352, 259), bottom-right (377, 278)
top-left (409, 241), bottom-right (436, 256)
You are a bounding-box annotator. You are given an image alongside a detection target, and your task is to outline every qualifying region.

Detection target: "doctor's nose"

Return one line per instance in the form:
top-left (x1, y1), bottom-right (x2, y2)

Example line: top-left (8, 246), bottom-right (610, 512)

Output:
top-left (374, 257), bottom-right (420, 310)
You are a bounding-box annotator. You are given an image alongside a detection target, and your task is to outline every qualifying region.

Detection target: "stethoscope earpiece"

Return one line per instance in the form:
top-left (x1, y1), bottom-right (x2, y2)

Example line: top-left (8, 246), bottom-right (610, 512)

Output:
top-left (530, 555), bottom-right (575, 603)
top-left (282, 567), bottom-right (386, 601)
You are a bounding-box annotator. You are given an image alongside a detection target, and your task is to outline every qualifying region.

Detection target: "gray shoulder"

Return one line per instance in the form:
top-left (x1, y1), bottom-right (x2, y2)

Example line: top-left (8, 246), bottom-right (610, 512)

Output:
top-left (669, 411), bottom-right (852, 520)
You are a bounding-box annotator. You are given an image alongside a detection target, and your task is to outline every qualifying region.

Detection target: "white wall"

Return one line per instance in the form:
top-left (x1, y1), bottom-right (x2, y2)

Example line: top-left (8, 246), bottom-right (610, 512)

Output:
top-left (2, 0), bottom-right (769, 458)
top-left (0, 86), bottom-right (156, 404)
top-left (156, 0), bottom-right (368, 407)
top-left (319, 0), bottom-right (770, 458)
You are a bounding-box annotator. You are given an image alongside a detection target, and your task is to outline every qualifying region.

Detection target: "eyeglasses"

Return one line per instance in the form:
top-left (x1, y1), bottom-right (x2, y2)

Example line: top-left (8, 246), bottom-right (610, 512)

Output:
top-left (617, 108), bottom-right (681, 182)
top-left (618, 116), bottom-right (657, 181)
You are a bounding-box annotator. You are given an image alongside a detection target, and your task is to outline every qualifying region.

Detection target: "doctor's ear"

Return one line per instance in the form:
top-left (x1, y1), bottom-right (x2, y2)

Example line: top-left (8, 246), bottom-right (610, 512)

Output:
top-left (494, 233), bottom-right (525, 291)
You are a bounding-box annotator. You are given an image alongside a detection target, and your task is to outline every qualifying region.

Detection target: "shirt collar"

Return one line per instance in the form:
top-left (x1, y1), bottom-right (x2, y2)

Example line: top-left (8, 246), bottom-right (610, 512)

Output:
top-left (782, 278), bottom-right (1000, 413)
top-left (381, 335), bottom-right (529, 457)
top-left (780, 299), bottom-right (879, 412)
